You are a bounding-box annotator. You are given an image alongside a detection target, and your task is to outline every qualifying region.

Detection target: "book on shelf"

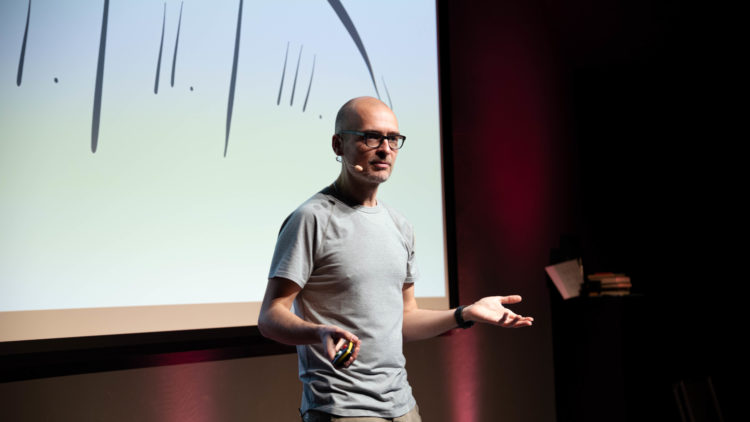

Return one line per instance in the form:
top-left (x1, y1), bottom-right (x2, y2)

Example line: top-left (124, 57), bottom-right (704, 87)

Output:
top-left (582, 272), bottom-right (632, 296)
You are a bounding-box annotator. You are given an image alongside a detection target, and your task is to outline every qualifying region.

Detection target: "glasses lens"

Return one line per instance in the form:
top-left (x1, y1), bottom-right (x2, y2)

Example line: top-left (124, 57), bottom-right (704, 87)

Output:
top-left (363, 133), bottom-right (382, 148)
top-left (387, 135), bottom-right (405, 150)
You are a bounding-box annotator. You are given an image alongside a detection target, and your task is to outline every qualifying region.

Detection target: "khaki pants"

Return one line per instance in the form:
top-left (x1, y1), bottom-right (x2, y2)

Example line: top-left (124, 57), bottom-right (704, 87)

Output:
top-left (302, 405), bottom-right (421, 422)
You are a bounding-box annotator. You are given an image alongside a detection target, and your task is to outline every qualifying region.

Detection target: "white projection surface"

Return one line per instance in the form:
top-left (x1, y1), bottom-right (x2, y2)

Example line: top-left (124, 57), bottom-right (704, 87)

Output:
top-left (0, 0), bottom-right (447, 342)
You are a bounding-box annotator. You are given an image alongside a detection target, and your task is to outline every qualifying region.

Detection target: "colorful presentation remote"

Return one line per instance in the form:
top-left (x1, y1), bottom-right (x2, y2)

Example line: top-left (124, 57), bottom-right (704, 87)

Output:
top-left (331, 341), bottom-right (354, 367)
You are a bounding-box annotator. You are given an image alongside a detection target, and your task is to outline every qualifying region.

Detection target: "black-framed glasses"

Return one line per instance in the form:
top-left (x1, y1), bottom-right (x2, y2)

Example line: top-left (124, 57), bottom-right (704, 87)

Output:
top-left (339, 130), bottom-right (406, 150)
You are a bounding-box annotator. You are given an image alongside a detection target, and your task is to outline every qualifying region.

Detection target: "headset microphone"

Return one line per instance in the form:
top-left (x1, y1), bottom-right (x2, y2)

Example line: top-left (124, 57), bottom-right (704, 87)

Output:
top-left (338, 156), bottom-right (363, 172)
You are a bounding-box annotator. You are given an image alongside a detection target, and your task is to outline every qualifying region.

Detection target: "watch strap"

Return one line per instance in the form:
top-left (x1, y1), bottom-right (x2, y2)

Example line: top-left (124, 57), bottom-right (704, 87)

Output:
top-left (454, 305), bottom-right (475, 329)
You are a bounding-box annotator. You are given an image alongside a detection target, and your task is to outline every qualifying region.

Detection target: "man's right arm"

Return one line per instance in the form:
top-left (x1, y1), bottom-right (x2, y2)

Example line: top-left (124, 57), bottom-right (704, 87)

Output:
top-left (258, 277), bottom-right (361, 366)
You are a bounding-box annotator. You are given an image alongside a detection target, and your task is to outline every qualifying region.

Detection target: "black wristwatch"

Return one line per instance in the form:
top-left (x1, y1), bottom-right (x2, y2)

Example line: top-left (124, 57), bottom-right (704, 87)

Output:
top-left (454, 305), bottom-right (474, 329)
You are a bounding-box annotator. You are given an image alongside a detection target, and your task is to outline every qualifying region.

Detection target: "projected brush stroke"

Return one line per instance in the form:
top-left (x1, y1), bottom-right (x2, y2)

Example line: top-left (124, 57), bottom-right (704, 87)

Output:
top-left (170, 1), bottom-right (183, 87)
top-left (224, 0), bottom-right (243, 157)
top-left (277, 42), bottom-right (289, 105)
top-left (303, 54), bottom-right (316, 112)
top-left (382, 76), bottom-right (392, 110)
top-left (91, 0), bottom-right (109, 153)
top-left (327, 0), bottom-right (380, 99)
top-left (290, 45), bottom-right (302, 106)
top-left (277, 43), bottom-right (315, 111)
top-left (154, 2), bottom-right (166, 94)
top-left (16, 0), bottom-right (31, 87)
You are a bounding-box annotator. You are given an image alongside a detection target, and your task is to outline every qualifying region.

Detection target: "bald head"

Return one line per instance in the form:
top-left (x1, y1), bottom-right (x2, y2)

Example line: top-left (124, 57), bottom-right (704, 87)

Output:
top-left (334, 96), bottom-right (396, 134)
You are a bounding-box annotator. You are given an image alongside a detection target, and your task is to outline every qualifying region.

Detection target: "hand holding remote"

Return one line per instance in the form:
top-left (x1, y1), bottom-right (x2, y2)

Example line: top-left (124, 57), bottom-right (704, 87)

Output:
top-left (319, 325), bottom-right (360, 369)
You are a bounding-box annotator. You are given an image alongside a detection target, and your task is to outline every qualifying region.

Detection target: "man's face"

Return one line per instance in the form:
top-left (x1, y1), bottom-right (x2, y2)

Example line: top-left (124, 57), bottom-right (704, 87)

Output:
top-left (338, 100), bottom-right (400, 185)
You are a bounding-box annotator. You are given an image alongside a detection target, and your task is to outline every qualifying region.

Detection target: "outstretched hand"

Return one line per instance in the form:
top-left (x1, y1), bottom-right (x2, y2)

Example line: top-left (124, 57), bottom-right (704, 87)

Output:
top-left (463, 295), bottom-right (534, 328)
top-left (319, 325), bottom-right (361, 368)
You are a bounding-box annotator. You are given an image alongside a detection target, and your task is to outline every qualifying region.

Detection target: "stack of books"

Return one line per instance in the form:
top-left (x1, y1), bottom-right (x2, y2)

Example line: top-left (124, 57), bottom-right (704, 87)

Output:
top-left (581, 272), bottom-right (632, 296)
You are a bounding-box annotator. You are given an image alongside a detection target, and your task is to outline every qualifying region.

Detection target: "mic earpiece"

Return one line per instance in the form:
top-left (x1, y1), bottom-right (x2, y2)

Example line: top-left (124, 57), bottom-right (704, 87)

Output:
top-left (353, 164), bottom-right (364, 172)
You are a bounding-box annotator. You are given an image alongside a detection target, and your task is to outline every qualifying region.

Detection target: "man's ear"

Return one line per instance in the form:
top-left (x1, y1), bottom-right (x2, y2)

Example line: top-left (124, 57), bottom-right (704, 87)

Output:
top-left (332, 134), bottom-right (343, 156)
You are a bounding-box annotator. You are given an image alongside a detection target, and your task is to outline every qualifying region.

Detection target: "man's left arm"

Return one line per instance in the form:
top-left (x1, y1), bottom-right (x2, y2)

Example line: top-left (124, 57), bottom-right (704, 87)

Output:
top-left (401, 283), bottom-right (534, 342)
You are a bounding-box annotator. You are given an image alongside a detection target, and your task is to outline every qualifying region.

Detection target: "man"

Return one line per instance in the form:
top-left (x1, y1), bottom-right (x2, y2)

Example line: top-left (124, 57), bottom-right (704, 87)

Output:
top-left (258, 97), bottom-right (533, 421)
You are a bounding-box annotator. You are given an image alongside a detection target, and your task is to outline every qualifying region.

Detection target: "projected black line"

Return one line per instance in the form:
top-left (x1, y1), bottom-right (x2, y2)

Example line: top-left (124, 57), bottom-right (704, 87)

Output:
top-left (170, 1), bottom-right (183, 87)
top-left (91, 0), bottom-right (109, 153)
top-left (276, 42), bottom-right (289, 105)
top-left (382, 76), bottom-right (392, 110)
top-left (225, 0), bottom-right (243, 157)
top-left (303, 54), bottom-right (316, 112)
top-left (154, 2), bottom-right (166, 94)
top-left (16, 0), bottom-right (32, 86)
top-left (290, 45), bottom-right (303, 106)
top-left (327, 0), bottom-right (380, 99)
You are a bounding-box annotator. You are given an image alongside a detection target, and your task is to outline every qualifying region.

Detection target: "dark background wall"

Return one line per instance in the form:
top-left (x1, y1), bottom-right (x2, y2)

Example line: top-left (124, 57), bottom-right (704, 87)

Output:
top-left (1, 1), bottom-right (740, 421)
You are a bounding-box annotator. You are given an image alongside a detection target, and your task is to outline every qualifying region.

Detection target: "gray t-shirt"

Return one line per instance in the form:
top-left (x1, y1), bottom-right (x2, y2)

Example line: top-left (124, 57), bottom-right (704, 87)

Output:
top-left (268, 186), bottom-right (419, 418)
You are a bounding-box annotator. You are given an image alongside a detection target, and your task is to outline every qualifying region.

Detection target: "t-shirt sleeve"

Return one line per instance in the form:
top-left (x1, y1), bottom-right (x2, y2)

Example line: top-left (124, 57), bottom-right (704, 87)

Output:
top-left (267, 207), bottom-right (319, 288)
top-left (404, 223), bottom-right (419, 284)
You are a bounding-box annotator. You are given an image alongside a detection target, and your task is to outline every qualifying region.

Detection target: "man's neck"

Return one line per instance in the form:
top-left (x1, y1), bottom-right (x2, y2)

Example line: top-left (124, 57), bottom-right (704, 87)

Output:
top-left (334, 173), bottom-right (379, 207)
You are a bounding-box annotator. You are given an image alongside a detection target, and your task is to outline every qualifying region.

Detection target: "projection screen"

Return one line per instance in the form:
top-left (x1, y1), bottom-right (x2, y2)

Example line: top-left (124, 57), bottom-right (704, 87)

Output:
top-left (0, 0), bottom-right (449, 343)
